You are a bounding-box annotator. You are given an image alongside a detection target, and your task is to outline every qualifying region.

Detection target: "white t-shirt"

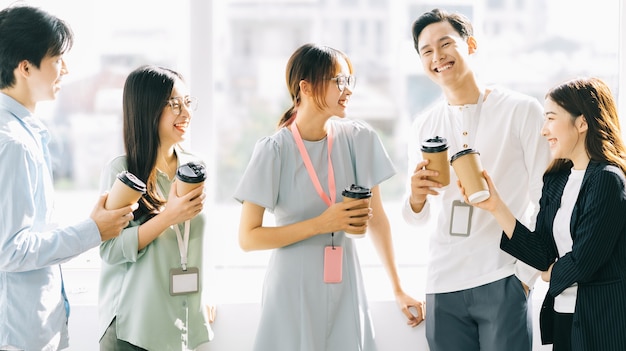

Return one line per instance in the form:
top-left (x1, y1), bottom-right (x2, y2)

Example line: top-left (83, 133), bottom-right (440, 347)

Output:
top-left (552, 168), bottom-right (585, 313)
top-left (403, 86), bottom-right (552, 294)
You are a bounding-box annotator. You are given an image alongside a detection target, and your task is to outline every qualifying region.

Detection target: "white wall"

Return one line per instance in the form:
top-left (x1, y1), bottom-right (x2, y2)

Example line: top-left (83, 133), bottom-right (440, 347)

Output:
top-left (67, 285), bottom-right (551, 350)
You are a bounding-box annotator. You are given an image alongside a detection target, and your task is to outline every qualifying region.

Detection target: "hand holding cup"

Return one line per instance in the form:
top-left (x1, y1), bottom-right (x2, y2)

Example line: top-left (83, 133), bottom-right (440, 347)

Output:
top-left (421, 136), bottom-right (450, 187)
top-left (458, 170), bottom-right (501, 212)
top-left (176, 162), bottom-right (207, 197)
top-left (341, 184), bottom-right (372, 239)
top-left (104, 171), bottom-right (146, 210)
top-left (450, 149), bottom-right (490, 203)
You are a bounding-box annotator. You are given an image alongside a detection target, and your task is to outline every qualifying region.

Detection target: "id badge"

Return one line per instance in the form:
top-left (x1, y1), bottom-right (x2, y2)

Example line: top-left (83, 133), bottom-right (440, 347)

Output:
top-left (169, 267), bottom-right (199, 296)
top-left (450, 200), bottom-right (473, 236)
top-left (323, 246), bottom-right (343, 283)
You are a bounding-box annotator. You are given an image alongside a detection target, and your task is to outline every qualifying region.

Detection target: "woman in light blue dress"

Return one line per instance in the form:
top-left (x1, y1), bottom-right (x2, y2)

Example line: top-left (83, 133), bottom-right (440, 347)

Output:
top-left (234, 43), bottom-right (424, 351)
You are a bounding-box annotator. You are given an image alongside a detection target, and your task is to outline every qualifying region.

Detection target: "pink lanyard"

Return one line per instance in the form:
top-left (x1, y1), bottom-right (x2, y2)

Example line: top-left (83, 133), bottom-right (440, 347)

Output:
top-left (290, 122), bottom-right (336, 206)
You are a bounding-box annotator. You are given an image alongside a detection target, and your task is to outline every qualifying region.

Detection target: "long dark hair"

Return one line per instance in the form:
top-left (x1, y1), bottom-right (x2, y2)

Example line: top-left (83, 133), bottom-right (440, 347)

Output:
top-left (545, 77), bottom-right (626, 174)
top-left (277, 43), bottom-right (353, 128)
top-left (122, 65), bottom-right (184, 217)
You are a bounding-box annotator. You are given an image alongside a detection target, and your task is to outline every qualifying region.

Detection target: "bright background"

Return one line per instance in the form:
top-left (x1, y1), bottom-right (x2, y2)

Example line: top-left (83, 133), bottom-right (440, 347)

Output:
top-left (1, 0), bottom-right (624, 349)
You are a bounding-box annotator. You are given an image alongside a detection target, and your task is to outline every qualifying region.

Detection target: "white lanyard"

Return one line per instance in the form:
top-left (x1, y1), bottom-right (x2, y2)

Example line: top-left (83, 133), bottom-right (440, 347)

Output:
top-left (156, 185), bottom-right (191, 270)
top-left (172, 221), bottom-right (191, 270)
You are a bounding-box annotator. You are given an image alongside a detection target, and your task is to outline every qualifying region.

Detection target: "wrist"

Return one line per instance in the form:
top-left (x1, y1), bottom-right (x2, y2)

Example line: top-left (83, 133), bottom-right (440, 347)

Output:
top-left (409, 196), bottom-right (426, 213)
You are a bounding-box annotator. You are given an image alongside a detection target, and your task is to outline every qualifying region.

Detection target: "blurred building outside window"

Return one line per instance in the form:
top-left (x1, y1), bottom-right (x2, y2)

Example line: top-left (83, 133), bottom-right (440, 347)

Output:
top-left (7, 0), bottom-right (622, 305)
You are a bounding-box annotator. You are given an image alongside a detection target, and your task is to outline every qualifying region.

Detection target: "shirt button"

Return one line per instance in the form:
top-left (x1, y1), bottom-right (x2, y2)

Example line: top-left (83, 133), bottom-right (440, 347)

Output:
top-left (462, 131), bottom-right (468, 136)
top-left (463, 144), bottom-right (468, 148)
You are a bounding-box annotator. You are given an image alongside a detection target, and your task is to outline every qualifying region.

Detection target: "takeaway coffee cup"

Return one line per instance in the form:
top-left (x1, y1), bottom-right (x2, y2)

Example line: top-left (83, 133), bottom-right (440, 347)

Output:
top-left (105, 171), bottom-right (146, 210)
top-left (341, 184), bottom-right (372, 239)
top-left (421, 136), bottom-right (450, 186)
top-left (450, 149), bottom-right (490, 203)
top-left (176, 161), bottom-right (207, 196)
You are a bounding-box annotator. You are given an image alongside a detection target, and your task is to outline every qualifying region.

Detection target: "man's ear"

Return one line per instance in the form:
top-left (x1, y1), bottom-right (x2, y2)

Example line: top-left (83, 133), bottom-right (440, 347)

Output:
top-left (467, 36), bottom-right (478, 55)
top-left (16, 60), bottom-right (30, 77)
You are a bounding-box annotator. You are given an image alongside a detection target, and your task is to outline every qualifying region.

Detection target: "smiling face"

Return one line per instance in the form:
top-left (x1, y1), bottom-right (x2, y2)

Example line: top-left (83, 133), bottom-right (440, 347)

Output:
top-left (158, 79), bottom-right (192, 148)
top-left (416, 21), bottom-right (475, 89)
top-left (542, 97), bottom-right (588, 166)
top-left (322, 57), bottom-right (353, 118)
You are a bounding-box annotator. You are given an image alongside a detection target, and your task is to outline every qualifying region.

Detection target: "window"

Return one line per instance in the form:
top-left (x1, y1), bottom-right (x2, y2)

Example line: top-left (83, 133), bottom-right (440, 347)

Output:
top-left (20, 0), bottom-right (622, 305)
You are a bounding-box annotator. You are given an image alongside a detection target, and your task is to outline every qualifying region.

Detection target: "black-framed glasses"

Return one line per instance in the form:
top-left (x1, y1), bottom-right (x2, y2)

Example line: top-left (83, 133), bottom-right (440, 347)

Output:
top-left (166, 96), bottom-right (198, 116)
top-left (330, 75), bottom-right (356, 92)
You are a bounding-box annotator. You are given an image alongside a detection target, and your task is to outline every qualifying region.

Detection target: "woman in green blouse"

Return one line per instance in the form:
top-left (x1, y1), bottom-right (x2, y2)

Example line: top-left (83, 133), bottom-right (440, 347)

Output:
top-left (98, 65), bottom-right (214, 351)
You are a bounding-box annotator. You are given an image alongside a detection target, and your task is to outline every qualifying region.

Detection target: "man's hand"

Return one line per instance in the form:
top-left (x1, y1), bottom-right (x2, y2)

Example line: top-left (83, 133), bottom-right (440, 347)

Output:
top-left (91, 192), bottom-right (138, 241)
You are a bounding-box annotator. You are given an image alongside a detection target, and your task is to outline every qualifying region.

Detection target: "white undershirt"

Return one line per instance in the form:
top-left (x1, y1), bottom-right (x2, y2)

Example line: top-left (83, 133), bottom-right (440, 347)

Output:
top-left (552, 168), bottom-right (585, 313)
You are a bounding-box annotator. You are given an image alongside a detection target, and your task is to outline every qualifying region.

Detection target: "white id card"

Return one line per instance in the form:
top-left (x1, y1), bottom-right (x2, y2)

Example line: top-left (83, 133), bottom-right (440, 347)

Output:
top-left (170, 267), bottom-right (199, 296)
top-left (450, 200), bottom-right (473, 236)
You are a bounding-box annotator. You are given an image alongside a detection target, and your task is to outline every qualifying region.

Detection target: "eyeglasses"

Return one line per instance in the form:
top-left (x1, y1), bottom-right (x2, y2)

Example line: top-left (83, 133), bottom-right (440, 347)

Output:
top-left (166, 96), bottom-right (198, 116)
top-left (330, 75), bottom-right (356, 92)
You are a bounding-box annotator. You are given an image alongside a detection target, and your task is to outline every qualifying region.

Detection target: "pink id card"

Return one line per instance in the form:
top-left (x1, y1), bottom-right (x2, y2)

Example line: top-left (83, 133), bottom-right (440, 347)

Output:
top-left (324, 246), bottom-right (343, 283)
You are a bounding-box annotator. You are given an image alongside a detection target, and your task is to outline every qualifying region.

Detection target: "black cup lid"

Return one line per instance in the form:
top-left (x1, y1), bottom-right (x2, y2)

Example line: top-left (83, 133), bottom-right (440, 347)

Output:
top-left (117, 171), bottom-right (147, 193)
top-left (176, 162), bottom-right (207, 183)
top-left (421, 136), bottom-right (448, 152)
top-left (450, 148), bottom-right (480, 163)
top-left (341, 184), bottom-right (372, 199)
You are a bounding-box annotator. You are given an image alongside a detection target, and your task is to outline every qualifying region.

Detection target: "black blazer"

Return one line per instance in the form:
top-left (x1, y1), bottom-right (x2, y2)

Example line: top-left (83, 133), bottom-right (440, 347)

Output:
top-left (501, 161), bottom-right (626, 351)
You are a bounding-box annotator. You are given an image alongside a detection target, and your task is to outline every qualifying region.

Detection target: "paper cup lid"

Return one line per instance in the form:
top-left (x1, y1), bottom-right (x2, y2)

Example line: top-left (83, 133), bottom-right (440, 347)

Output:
top-left (341, 184), bottom-right (372, 199)
top-left (176, 162), bottom-right (207, 183)
top-left (117, 171), bottom-right (146, 193)
top-left (421, 136), bottom-right (449, 153)
top-left (450, 148), bottom-right (480, 164)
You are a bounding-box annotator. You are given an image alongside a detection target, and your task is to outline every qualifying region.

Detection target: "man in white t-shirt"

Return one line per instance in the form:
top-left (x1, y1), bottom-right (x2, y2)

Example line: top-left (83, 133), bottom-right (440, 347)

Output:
top-left (402, 8), bottom-right (551, 351)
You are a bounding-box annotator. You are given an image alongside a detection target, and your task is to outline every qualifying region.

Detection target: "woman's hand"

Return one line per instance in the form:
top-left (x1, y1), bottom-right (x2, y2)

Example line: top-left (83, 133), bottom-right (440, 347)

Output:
top-left (541, 263), bottom-right (554, 282)
top-left (161, 181), bottom-right (205, 226)
top-left (314, 199), bottom-right (372, 235)
top-left (395, 291), bottom-right (425, 327)
top-left (458, 170), bottom-right (518, 237)
top-left (205, 304), bottom-right (216, 323)
top-left (457, 170), bottom-right (501, 212)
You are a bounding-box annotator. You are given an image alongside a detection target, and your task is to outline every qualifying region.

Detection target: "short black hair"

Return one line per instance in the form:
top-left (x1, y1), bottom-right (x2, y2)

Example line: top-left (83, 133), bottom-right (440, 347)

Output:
top-left (0, 5), bottom-right (74, 88)
top-left (411, 8), bottom-right (473, 55)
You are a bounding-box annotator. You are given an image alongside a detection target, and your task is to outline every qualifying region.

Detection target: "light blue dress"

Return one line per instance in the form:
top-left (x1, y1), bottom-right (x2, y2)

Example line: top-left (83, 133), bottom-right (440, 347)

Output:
top-left (234, 118), bottom-right (395, 351)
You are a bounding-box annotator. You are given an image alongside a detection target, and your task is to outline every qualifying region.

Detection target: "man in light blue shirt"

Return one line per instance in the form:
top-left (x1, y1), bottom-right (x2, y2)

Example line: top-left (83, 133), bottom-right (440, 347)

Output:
top-left (0, 5), bottom-right (137, 351)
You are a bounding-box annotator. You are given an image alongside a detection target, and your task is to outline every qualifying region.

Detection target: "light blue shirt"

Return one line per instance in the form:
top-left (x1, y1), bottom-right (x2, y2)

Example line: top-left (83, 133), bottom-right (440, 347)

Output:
top-left (0, 93), bottom-right (101, 351)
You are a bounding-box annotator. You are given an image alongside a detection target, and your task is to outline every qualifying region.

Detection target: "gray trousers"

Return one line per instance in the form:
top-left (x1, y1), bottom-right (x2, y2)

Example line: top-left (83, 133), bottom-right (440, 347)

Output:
top-left (100, 318), bottom-right (148, 351)
top-left (425, 275), bottom-right (533, 351)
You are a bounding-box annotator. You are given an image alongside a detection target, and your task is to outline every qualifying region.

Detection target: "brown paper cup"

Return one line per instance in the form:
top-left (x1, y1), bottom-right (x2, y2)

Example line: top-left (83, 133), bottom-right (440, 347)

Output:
top-left (341, 184), bottom-right (372, 238)
top-left (104, 171), bottom-right (146, 210)
top-left (450, 149), bottom-right (490, 203)
top-left (421, 136), bottom-right (450, 186)
top-left (176, 162), bottom-right (207, 196)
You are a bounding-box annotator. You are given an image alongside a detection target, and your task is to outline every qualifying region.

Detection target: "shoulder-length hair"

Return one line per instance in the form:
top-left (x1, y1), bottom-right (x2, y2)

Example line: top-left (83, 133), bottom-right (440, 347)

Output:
top-left (545, 77), bottom-right (626, 174)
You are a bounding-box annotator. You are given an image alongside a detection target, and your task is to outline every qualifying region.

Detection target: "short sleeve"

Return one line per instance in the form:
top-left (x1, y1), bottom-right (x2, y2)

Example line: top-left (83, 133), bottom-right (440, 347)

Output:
top-left (233, 136), bottom-right (282, 211)
top-left (348, 119), bottom-right (396, 188)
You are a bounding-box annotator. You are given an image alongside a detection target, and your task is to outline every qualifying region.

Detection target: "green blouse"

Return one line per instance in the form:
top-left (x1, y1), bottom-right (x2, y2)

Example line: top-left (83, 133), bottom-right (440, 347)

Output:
top-left (97, 148), bottom-right (213, 350)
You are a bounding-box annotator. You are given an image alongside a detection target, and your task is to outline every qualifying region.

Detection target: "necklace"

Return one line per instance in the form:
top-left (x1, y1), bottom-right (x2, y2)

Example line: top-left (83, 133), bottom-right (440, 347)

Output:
top-left (158, 152), bottom-right (176, 178)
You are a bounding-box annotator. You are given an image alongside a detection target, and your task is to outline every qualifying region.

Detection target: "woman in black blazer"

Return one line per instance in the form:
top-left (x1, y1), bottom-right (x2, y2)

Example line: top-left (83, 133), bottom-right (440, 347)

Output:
top-left (460, 77), bottom-right (626, 351)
